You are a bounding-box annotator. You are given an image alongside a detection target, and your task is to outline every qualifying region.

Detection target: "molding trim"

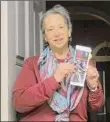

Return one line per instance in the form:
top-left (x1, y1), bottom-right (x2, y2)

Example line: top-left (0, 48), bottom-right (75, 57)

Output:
top-left (93, 41), bottom-right (110, 62)
top-left (93, 41), bottom-right (110, 56)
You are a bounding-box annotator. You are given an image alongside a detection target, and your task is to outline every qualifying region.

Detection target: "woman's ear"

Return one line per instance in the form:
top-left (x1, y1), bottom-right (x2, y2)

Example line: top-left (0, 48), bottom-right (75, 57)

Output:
top-left (43, 34), bottom-right (47, 42)
top-left (68, 29), bottom-right (71, 38)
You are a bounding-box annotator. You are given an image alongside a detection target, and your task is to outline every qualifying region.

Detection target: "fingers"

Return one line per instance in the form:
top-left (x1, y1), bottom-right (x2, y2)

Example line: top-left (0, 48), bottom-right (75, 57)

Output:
top-left (86, 66), bottom-right (99, 81)
top-left (54, 63), bottom-right (78, 82)
top-left (63, 69), bottom-right (71, 77)
top-left (63, 69), bottom-right (74, 76)
top-left (60, 63), bottom-right (77, 73)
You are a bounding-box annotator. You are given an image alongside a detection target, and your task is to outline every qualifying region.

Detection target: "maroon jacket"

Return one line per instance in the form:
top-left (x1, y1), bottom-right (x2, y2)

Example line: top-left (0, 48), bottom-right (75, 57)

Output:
top-left (12, 56), bottom-right (104, 121)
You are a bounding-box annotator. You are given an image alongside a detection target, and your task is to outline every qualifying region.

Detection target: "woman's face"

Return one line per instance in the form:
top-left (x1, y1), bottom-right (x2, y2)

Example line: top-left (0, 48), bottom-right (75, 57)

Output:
top-left (43, 14), bottom-right (71, 50)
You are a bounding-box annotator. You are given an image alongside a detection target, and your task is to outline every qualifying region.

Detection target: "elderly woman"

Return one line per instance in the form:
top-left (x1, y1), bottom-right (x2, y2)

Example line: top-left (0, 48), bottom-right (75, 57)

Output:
top-left (13, 4), bottom-right (104, 121)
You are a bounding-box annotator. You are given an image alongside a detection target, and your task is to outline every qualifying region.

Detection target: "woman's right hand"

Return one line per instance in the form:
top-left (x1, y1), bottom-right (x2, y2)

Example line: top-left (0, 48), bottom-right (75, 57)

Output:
top-left (54, 63), bottom-right (77, 83)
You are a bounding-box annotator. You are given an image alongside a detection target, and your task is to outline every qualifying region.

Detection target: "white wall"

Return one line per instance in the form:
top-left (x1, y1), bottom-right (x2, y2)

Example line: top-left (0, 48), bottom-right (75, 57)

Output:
top-left (1, 1), bottom-right (17, 121)
top-left (1, 1), bottom-right (45, 121)
top-left (8, 1), bottom-right (17, 120)
top-left (1, 1), bottom-right (9, 120)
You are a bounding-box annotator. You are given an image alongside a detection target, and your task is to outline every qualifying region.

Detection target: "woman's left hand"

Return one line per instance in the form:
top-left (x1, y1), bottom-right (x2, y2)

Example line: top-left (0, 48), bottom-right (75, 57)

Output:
top-left (86, 63), bottom-right (99, 90)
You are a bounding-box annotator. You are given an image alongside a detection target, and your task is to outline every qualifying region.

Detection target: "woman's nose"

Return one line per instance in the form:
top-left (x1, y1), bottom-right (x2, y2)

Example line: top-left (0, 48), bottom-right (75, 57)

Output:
top-left (54, 29), bottom-right (60, 37)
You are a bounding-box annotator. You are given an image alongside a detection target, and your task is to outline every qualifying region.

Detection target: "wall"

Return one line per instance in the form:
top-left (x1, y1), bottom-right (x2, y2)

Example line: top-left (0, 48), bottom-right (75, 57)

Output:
top-left (1, 1), bottom-right (9, 120)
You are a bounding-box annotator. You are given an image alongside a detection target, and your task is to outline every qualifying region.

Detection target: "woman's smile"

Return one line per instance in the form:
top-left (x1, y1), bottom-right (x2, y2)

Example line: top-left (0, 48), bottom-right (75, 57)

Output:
top-left (53, 38), bottom-right (63, 43)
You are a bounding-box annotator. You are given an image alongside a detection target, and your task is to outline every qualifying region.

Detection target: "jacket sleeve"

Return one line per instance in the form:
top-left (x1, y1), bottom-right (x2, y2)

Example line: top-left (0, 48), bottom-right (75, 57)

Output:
top-left (12, 57), bottom-right (60, 113)
top-left (87, 81), bottom-right (104, 112)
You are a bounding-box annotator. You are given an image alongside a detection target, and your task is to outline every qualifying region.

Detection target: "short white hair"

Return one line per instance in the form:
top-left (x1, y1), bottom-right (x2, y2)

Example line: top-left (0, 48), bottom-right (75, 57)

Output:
top-left (41, 4), bottom-right (72, 35)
